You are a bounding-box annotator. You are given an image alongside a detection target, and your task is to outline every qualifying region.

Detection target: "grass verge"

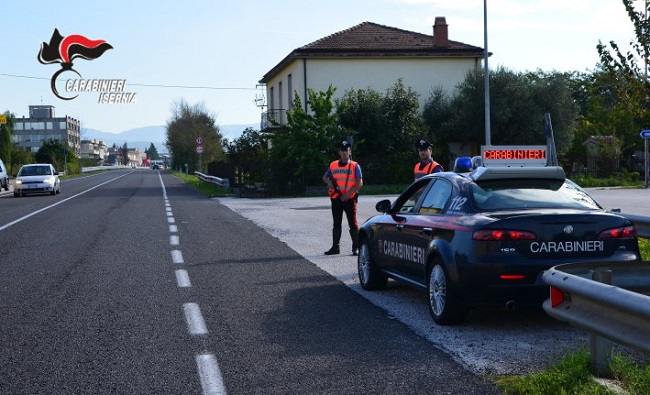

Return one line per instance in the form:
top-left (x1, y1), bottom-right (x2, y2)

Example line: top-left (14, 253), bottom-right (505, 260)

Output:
top-left (171, 170), bottom-right (233, 197)
top-left (497, 349), bottom-right (650, 394)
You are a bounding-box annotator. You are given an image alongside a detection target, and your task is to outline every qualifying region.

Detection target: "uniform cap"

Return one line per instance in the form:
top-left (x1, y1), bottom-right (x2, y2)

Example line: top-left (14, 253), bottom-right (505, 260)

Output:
top-left (339, 141), bottom-right (352, 150)
top-left (416, 139), bottom-right (432, 150)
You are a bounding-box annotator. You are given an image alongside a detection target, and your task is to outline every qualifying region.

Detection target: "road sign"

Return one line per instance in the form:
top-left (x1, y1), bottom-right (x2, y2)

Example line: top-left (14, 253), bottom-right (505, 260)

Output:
top-left (0, 114), bottom-right (6, 124)
top-left (640, 130), bottom-right (650, 139)
top-left (195, 145), bottom-right (204, 154)
top-left (195, 136), bottom-right (204, 145)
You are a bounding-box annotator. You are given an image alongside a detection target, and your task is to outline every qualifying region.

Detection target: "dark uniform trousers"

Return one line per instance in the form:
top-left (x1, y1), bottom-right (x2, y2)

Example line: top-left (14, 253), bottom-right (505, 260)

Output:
top-left (330, 195), bottom-right (359, 249)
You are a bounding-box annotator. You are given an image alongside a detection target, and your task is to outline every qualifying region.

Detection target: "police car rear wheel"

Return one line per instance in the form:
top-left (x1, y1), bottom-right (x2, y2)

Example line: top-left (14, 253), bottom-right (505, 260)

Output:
top-left (358, 240), bottom-right (387, 290)
top-left (428, 263), bottom-right (468, 325)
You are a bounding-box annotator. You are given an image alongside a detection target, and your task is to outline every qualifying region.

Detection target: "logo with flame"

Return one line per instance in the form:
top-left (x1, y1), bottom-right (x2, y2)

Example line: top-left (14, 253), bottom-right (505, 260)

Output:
top-left (38, 29), bottom-right (113, 100)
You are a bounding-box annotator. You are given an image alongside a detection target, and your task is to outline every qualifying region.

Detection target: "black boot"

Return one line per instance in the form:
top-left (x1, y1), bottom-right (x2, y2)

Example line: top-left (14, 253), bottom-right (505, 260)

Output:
top-left (324, 245), bottom-right (340, 255)
top-left (350, 229), bottom-right (359, 256)
top-left (325, 228), bottom-right (342, 255)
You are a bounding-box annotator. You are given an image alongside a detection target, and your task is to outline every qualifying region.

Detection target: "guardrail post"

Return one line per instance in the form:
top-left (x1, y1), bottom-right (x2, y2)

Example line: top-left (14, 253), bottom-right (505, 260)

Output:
top-left (589, 269), bottom-right (613, 376)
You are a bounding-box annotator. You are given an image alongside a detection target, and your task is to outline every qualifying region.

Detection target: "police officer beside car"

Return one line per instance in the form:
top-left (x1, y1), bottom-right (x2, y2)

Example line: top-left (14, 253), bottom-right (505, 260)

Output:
top-left (323, 141), bottom-right (363, 256)
top-left (414, 139), bottom-right (443, 180)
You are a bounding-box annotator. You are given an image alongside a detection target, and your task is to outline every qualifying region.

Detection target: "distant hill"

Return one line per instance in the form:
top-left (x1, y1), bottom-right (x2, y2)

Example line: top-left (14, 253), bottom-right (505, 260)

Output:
top-left (81, 123), bottom-right (257, 152)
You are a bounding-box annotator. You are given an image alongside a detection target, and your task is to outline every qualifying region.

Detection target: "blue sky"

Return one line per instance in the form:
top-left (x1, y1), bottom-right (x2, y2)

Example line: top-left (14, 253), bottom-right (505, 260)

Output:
top-left (0, 0), bottom-right (641, 135)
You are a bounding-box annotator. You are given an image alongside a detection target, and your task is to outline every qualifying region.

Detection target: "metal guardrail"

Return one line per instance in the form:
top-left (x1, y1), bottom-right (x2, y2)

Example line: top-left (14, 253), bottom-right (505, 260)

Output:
top-left (541, 210), bottom-right (650, 375)
top-left (81, 165), bottom-right (129, 173)
top-left (543, 261), bottom-right (650, 374)
top-left (195, 171), bottom-right (229, 187)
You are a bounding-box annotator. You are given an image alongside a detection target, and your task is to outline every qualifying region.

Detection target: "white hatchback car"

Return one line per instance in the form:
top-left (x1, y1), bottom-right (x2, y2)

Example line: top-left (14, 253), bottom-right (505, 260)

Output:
top-left (0, 158), bottom-right (8, 191)
top-left (13, 163), bottom-right (61, 197)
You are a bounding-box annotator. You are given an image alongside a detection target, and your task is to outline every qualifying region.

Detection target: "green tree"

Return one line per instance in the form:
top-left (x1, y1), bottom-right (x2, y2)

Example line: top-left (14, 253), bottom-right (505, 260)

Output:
top-left (596, 0), bottom-right (650, 160)
top-left (165, 100), bottom-right (224, 173)
top-left (10, 143), bottom-right (33, 176)
top-left (35, 139), bottom-right (78, 173)
top-left (120, 142), bottom-right (130, 166)
top-left (269, 86), bottom-right (348, 194)
top-left (597, 0), bottom-right (650, 125)
top-left (145, 143), bottom-right (160, 160)
top-left (337, 79), bottom-right (424, 184)
top-left (0, 111), bottom-right (14, 164)
top-left (224, 127), bottom-right (269, 184)
top-left (566, 68), bottom-right (638, 174)
top-left (423, 67), bottom-right (578, 157)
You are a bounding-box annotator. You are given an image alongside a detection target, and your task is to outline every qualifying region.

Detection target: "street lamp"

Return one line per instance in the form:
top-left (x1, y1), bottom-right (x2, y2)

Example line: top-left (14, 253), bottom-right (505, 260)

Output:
top-left (484, 0), bottom-right (491, 146)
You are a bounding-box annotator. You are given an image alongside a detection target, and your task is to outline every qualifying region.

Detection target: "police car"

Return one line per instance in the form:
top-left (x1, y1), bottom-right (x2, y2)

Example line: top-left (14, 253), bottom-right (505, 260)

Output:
top-left (357, 145), bottom-right (641, 325)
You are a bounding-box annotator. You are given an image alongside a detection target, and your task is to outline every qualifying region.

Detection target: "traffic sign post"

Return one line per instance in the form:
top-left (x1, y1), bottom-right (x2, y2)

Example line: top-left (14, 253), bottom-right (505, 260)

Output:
top-left (195, 136), bottom-right (204, 172)
top-left (642, 130), bottom-right (650, 189)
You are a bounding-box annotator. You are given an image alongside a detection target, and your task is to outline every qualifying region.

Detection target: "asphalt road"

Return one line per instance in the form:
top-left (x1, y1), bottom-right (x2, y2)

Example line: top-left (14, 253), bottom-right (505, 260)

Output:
top-left (0, 170), bottom-right (499, 395)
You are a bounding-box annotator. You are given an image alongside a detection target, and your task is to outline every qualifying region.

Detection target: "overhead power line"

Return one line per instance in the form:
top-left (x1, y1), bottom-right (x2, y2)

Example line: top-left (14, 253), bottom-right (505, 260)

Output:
top-left (0, 73), bottom-right (256, 90)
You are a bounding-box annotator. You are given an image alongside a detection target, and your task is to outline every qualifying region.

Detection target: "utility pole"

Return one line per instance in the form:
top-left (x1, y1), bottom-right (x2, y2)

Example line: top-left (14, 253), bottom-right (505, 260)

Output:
top-left (484, 0), bottom-right (491, 146)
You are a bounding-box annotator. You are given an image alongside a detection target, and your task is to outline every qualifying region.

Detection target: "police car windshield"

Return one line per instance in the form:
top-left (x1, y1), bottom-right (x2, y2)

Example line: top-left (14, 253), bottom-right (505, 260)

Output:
top-left (471, 179), bottom-right (602, 211)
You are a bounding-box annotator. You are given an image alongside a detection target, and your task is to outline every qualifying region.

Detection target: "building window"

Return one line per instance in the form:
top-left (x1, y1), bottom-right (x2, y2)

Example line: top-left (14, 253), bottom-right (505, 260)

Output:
top-left (287, 74), bottom-right (293, 110)
top-left (269, 87), bottom-right (274, 110)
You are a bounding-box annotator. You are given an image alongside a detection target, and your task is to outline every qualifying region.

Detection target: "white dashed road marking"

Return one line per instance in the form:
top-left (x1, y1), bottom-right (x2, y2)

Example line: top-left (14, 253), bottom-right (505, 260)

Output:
top-left (159, 173), bottom-right (226, 394)
top-left (183, 303), bottom-right (208, 335)
top-left (196, 354), bottom-right (227, 395)
top-left (171, 250), bottom-right (184, 264)
top-left (175, 269), bottom-right (192, 287)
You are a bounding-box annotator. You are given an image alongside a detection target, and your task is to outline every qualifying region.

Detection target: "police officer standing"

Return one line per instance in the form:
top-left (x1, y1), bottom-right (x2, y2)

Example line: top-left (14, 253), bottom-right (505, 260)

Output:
top-left (322, 141), bottom-right (363, 256)
top-left (414, 139), bottom-right (443, 180)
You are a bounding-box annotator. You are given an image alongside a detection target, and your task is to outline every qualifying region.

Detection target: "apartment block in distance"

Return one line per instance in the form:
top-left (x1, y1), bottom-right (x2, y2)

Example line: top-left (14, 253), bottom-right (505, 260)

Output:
top-left (12, 105), bottom-right (81, 154)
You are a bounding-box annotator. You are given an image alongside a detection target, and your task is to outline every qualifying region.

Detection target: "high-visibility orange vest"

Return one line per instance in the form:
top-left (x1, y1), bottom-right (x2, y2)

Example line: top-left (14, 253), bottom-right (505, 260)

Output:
top-left (329, 160), bottom-right (358, 198)
top-left (414, 160), bottom-right (442, 180)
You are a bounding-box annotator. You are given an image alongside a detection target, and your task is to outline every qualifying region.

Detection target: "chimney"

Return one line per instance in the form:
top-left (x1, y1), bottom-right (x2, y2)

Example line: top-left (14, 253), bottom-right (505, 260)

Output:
top-left (433, 17), bottom-right (448, 47)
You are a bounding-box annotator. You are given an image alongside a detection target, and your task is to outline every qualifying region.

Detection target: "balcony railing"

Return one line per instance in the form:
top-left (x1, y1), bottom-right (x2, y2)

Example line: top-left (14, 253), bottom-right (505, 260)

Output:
top-left (260, 109), bottom-right (286, 131)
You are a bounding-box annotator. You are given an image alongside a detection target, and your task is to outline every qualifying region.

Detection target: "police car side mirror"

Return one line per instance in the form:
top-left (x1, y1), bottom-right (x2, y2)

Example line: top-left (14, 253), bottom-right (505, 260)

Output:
top-left (376, 199), bottom-right (392, 213)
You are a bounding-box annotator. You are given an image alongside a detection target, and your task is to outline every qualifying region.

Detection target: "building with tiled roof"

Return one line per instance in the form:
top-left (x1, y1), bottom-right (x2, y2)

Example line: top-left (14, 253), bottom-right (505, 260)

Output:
top-left (258, 18), bottom-right (486, 131)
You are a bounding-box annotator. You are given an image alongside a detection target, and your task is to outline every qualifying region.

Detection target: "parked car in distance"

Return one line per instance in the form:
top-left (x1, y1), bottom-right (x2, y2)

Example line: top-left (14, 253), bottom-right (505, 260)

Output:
top-left (13, 163), bottom-right (61, 197)
top-left (0, 158), bottom-right (8, 191)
